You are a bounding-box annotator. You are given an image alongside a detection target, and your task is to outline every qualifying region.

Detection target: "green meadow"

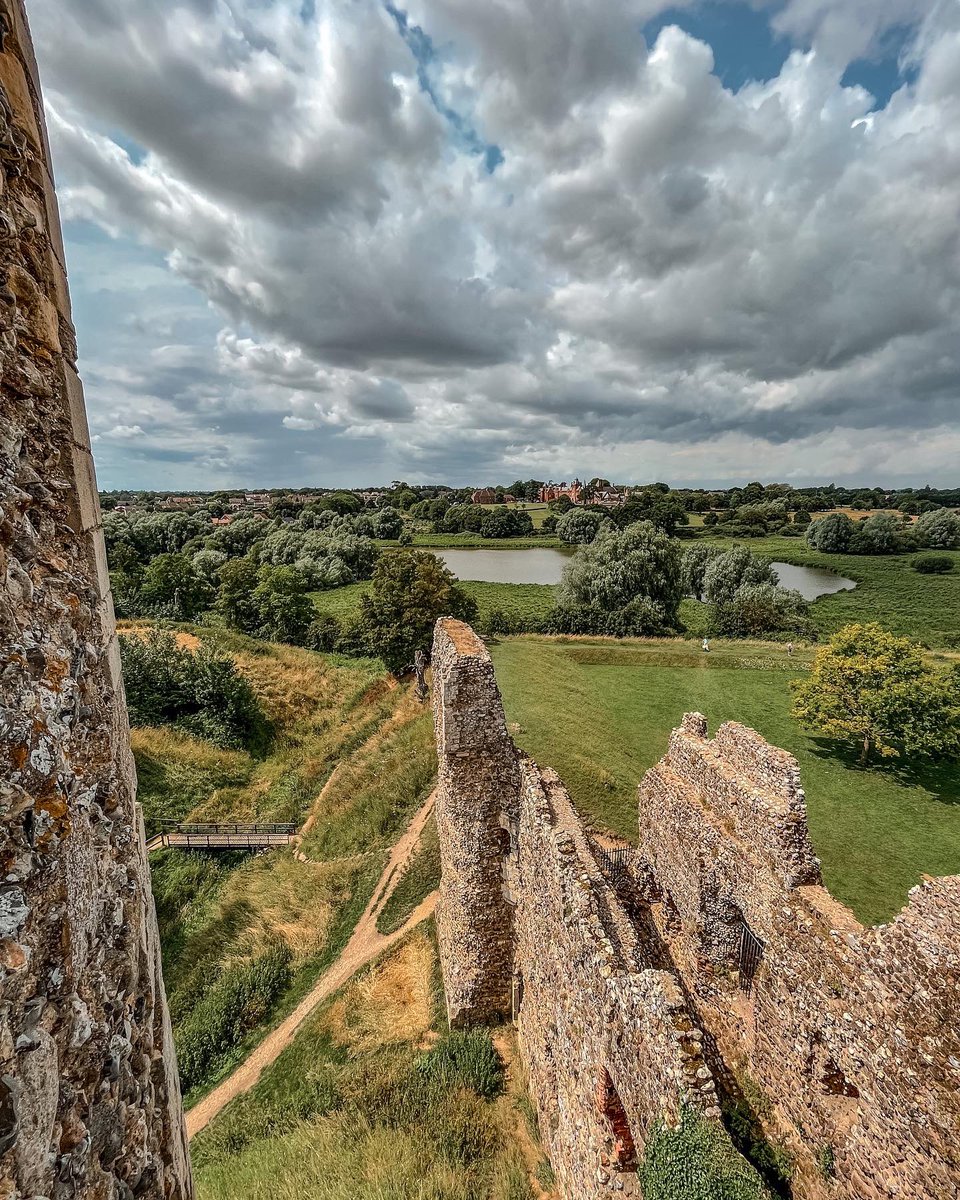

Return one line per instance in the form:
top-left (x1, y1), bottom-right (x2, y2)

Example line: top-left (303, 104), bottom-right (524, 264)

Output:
top-left (489, 636), bottom-right (960, 926)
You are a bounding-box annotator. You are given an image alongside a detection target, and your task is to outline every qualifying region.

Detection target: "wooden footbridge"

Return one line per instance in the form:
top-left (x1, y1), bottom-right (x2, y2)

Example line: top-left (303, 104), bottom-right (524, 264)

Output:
top-left (145, 822), bottom-right (297, 853)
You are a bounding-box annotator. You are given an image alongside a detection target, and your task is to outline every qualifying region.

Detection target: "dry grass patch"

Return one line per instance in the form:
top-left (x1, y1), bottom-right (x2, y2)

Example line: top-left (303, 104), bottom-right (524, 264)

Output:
top-left (120, 622), bottom-right (201, 651)
top-left (324, 931), bottom-right (435, 1052)
top-left (221, 854), bottom-right (363, 966)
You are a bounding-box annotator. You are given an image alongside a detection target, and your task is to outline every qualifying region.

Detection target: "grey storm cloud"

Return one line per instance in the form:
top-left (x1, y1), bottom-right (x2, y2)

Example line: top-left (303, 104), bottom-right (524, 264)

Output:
top-left (28, 0), bottom-right (960, 488)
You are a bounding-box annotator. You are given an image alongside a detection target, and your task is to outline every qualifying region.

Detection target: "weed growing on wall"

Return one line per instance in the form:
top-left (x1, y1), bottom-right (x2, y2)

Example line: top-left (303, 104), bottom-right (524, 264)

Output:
top-left (638, 1107), bottom-right (770, 1199)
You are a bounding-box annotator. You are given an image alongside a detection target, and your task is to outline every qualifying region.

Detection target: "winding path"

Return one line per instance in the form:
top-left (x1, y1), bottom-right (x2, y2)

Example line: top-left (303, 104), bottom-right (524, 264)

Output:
top-left (185, 792), bottom-right (438, 1139)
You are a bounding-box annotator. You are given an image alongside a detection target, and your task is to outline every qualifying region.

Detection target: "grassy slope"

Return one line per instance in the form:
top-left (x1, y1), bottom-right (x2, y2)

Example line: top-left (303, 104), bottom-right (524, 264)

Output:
top-left (192, 928), bottom-right (541, 1200)
top-left (131, 625), bottom-right (437, 1101)
top-left (490, 637), bottom-right (960, 925)
top-left (702, 535), bottom-right (960, 648)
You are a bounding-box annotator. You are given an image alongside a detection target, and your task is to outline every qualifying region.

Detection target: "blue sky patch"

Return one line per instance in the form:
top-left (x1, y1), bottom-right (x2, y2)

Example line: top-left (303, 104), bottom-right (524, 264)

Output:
top-left (643, 1), bottom-right (790, 91)
top-left (386, 3), bottom-right (504, 172)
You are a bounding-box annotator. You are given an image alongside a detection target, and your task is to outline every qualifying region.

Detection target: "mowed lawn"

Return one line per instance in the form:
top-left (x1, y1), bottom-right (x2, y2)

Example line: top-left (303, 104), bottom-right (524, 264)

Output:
top-left (490, 637), bottom-right (960, 926)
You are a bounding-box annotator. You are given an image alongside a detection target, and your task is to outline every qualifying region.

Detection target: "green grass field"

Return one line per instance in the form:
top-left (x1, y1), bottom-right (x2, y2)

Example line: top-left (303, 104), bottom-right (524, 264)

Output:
top-left (489, 636), bottom-right (960, 925)
top-left (312, 580), bottom-right (557, 629)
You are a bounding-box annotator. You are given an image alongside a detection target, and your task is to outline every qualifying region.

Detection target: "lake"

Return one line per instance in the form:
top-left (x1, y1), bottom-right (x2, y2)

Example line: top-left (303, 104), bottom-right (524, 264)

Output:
top-left (436, 548), bottom-right (855, 600)
top-left (770, 561), bottom-right (855, 601)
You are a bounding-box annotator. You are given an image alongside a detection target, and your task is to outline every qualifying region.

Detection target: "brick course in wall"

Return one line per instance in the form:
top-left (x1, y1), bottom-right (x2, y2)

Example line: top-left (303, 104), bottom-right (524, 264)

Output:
top-left (0, 3), bottom-right (192, 1194)
top-left (431, 620), bottom-right (960, 1200)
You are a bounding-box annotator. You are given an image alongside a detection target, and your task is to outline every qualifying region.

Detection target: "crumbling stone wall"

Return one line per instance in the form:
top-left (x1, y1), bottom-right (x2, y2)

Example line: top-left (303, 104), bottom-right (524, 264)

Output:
top-left (637, 714), bottom-right (960, 1199)
top-left (513, 762), bottom-right (719, 1197)
top-left (432, 621), bottom-right (960, 1200)
top-left (0, 2), bottom-right (192, 1194)
top-left (432, 621), bottom-right (723, 1196)
top-left (433, 620), bottom-right (520, 1026)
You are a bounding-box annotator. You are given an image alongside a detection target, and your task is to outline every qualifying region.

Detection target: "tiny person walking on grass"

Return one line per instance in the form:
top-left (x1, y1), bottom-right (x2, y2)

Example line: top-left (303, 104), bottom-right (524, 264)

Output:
top-left (702, 637), bottom-right (710, 653)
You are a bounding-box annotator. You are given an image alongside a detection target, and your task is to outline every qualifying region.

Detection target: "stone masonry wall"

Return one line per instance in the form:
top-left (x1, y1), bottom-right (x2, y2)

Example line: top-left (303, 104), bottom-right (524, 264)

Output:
top-left (0, 3), bottom-right (192, 1195)
top-left (637, 714), bottom-right (960, 1199)
top-left (513, 762), bottom-right (719, 1198)
top-left (432, 623), bottom-right (960, 1200)
top-left (432, 620), bottom-right (521, 1026)
top-left (432, 620), bottom-right (724, 1196)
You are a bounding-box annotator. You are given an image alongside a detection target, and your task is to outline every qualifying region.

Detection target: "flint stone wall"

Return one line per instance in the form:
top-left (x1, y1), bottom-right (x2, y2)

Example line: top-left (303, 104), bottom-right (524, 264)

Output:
top-left (0, 3), bottom-right (192, 1195)
top-left (433, 620), bottom-right (520, 1026)
top-left (637, 713), bottom-right (960, 1199)
top-left (432, 620), bottom-right (724, 1197)
top-left (514, 763), bottom-right (718, 1198)
top-left (432, 622), bottom-right (960, 1200)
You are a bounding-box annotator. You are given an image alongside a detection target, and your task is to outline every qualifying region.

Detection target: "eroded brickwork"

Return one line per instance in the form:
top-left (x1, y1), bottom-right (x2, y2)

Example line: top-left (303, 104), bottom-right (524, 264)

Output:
top-left (0, 3), bottom-right (192, 1194)
top-left (432, 620), bottom-right (960, 1200)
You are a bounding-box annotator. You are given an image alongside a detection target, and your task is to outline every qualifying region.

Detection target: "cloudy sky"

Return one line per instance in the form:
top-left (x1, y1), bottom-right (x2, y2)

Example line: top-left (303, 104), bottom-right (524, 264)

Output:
top-left (31, 0), bottom-right (960, 489)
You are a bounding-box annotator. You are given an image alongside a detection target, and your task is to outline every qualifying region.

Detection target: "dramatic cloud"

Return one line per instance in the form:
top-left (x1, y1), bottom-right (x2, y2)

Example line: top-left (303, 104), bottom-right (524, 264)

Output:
top-left (30, 0), bottom-right (960, 487)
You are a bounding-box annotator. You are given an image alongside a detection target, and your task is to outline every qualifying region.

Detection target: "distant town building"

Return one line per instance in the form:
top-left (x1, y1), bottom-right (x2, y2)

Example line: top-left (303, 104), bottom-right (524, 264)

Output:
top-left (538, 480), bottom-right (583, 504)
top-left (471, 488), bottom-right (496, 505)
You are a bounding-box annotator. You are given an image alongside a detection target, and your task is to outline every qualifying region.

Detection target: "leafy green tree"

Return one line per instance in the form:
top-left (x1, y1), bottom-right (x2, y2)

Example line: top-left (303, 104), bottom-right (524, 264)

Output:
top-left (791, 623), bottom-right (960, 764)
top-left (848, 513), bottom-right (914, 555)
top-left (557, 521), bottom-right (682, 630)
top-left (191, 548), bottom-right (228, 584)
top-left (218, 558), bottom-right (261, 633)
top-left (556, 508), bottom-right (610, 545)
top-left (703, 547), bottom-right (777, 605)
top-left (805, 512), bottom-right (854, 553)
top-left (351, 550), bottom-right (478, 673)
top-left (792, 508), bottom-right (812, 526)
top-left (139, 552), bottom-right (213, 619)
top-left (711, 584), bottom-right (810, 638)
top-left (252, 566), bottom-right (315, 644)
top-left (681, 544), bottom-right (722, 601)
top-left (916, 509), bottom-right (960, 550)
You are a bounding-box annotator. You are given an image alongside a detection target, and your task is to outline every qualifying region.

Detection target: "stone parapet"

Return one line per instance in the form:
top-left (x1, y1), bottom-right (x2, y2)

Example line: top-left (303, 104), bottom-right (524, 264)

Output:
top-left (0, 3), bottom-right (192, 1194)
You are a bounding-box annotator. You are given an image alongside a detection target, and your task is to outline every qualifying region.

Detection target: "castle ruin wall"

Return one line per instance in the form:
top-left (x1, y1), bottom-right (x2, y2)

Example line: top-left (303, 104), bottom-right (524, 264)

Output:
top-left (637, 713), bottom-right (960, 1199)
top-left (0, 3), bottom-right (192, 1194)
top-left (432, 621), bottom-right (960, 1200)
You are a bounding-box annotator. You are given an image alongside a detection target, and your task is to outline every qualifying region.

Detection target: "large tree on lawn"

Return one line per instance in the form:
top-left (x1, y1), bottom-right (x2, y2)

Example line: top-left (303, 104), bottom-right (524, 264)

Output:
top-left (352, 550), bottom-right (477, 674)
top-left (791, 623), bottom-right (960, 764)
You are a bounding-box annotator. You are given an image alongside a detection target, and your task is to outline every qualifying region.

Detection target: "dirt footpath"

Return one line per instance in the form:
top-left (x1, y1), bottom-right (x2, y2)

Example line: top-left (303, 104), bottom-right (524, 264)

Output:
top-left (185, 792), bottom-right (437, 1138)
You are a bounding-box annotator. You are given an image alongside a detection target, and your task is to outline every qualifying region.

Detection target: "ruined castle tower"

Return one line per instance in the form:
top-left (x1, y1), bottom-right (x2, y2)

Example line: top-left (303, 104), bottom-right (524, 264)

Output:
top-left (432, 620), bottom-right (520, 1026)
top-left (0, 2), bottom-right (192, 1194)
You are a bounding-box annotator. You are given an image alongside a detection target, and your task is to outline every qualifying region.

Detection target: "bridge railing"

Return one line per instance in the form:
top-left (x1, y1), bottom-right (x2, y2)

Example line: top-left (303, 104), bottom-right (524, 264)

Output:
top-left (154, 821), bottom-right (297, 836)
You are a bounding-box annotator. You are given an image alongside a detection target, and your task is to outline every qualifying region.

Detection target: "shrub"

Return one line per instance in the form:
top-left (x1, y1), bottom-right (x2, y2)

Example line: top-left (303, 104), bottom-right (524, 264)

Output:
top-left (913, 553), bottom-right (954, 575)
top-left (305, 614), bottom-right (343, 651)
top-left (639, 1108), bottom-right (770, 1200)
top-left (120, 630), bottom-right (270, 752)
top-left (175, 943), bottom-right (293, 1092)
top-left (415, 1030), bottom-right (505, 1101)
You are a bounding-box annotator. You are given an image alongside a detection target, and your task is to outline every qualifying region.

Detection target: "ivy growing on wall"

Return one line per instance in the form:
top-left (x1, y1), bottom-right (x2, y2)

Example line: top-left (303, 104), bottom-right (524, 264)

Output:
top-left (638, 1108), bottom-right (771, 1200)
